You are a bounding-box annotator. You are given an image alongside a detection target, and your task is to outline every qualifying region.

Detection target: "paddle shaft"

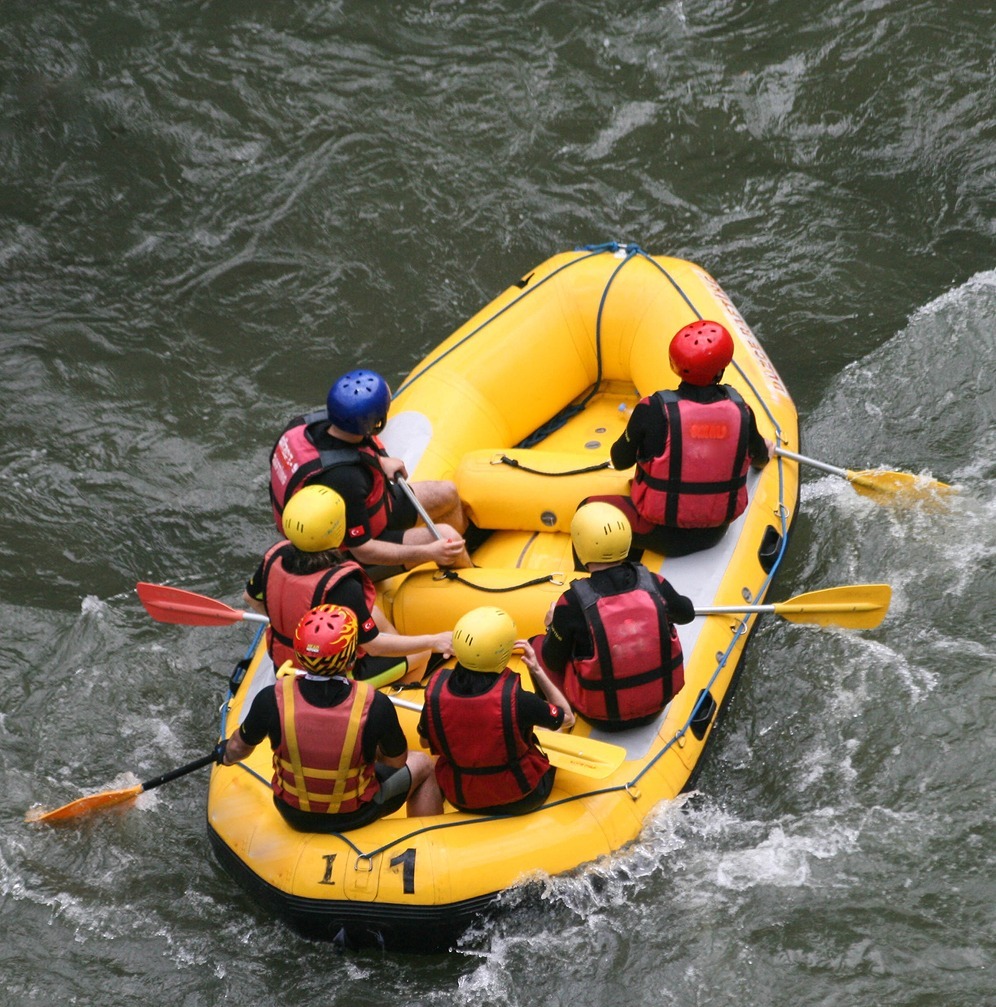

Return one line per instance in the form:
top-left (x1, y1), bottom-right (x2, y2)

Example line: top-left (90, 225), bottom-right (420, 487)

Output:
top-left (696, 602), bottom-right (879, 616)
top-left (774, 446), bottom-right (952, 498)
top-left (693, 583), bottom-right (891, 629)
top-left (140, 752), bottom-right (216, 793)
top-left (396, 477), bottom-right (443, 539)
top-left (775, 447), bottom-right (847, 478)
top-left (154, 598), bottom-right (268, 625)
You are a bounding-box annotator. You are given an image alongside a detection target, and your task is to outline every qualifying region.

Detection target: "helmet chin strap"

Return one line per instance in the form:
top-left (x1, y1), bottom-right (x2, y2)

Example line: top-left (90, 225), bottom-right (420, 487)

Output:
top-left (302, 671), bottom-right (350, 683)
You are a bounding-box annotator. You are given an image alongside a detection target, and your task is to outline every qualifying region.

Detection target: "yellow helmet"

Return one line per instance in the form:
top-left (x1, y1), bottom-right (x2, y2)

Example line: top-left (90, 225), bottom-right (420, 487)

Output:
top-left (452, 607), bottom-right (516, 674)
top-left (571, 502), bottom-right (632, 565)
top-left (282, 485), bottom-right (346, 552)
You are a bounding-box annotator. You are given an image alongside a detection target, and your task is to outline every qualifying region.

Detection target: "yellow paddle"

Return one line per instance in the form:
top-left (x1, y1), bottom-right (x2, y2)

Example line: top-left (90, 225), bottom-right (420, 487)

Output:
top-left (26, 752), bottom-right (216, 824)
top-left (695, 584), bottom-right (892, 630)
top-left (776, 447), bottom-right (954, 503)
top-left (389, 695), bottom-right (627, 780)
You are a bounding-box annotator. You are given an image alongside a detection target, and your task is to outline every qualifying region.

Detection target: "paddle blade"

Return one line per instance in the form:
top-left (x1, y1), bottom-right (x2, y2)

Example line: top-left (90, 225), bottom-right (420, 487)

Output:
top-left (26, 784), bottom-right (142, 824)
top-left (535, 728), bottom-right (627, 779)
top-left (773, 584), bottom-right (892, 629)
top-left (136, 582), bottom-right (246, 627)
top-left (847, 468), bottom-right (955, 504)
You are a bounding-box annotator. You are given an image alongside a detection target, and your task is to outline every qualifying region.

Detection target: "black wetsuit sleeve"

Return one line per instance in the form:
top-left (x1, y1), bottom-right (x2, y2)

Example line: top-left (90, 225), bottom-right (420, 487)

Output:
top-left (540, 589), bottom-right (593, 671)
top-left (238, 685), bottom-right (280, 747)
top-left (655, 574), bottom-right (696, 624)
top-left (331, 575), bottom-right (379, 643)
top-left (245, 557), bottom-right (267, 601)
top-left (518, 686), bottom-right (565, 732)
top-left (745, 404), bottom-right (770, 465)
top-left (315, 462), bottom-right (376, 547)
top-left (610, 396), bottom-right (668, 469)
top-left (363, 691), bottom-right (407, 761)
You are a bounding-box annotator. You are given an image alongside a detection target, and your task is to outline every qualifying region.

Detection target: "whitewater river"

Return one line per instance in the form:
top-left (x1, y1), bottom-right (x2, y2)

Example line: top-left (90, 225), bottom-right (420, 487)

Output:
top-left (1, 2), bottom-right (993, 1004)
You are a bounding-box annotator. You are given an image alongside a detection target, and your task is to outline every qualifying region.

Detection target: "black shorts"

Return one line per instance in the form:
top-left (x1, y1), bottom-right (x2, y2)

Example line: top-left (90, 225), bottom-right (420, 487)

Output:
top-left (383, 481), bottom-right (419, 536)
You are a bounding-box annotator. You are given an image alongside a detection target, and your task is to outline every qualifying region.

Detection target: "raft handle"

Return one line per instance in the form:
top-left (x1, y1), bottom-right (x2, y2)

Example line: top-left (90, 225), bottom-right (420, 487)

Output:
top-left (690, 690), bottom-right (718, 742)
top-left (758, 525), bottom-right (783, 574)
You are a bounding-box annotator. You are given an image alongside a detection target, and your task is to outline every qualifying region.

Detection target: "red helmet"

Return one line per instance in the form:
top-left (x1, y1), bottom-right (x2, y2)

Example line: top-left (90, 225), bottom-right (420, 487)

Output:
top-left (293, 604), bottom-right (358, 676)
top-left (668, 320), bottom-right (734, 385)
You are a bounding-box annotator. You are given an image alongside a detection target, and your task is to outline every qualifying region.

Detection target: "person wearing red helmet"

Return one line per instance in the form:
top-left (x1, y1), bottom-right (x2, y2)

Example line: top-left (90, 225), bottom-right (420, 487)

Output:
top-left (217, 604), bottom-right (444, 831)
top-left (268, 368), bottom-right (472, 579)
top-left (590, 320), bottom-right (773, 557)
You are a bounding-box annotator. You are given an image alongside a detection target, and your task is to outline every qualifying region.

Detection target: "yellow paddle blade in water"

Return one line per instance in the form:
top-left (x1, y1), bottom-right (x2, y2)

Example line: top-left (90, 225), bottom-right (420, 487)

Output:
top-left (25, 785), bottom-right (142, 823)
top-left (775, 448), bottom-right (955, 507)
top-left (846, 468), bottom-right (956, 503)
top-left (770, 584), bottom-right (892, 629)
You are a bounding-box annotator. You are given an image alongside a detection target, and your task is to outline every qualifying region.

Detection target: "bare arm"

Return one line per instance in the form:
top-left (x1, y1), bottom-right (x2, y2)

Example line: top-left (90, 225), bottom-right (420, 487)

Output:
top-left (220, 730), bottom-right (255, 766)
top-left (346, 526), bottom-right (468, 568)
top-left (364, 630), bottom-right (453, 659)
top-left (242, 591), bottom-right (268, 616)
top-left (517, 638), bottom-right (575, 731)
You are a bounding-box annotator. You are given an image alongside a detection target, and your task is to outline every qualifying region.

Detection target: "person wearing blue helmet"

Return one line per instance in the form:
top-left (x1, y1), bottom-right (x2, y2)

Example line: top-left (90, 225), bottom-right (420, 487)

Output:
top-left (269, 369), bottom-right (471, 578)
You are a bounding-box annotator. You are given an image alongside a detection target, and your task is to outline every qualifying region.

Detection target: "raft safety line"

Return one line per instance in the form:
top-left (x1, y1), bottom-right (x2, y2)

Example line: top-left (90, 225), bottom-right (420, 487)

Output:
top-left (432, 569), bottom-right (563, 592)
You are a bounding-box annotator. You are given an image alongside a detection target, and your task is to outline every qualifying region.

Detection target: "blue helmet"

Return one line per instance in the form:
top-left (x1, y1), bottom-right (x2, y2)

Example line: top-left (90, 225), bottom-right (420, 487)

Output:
top-left (326, 369), bottom-right (392, 436)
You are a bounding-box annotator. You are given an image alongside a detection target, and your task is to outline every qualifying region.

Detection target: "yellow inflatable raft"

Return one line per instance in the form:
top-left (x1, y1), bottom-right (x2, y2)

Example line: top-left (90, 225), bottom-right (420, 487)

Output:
top-left (208, 244), bottom-right (801, 951)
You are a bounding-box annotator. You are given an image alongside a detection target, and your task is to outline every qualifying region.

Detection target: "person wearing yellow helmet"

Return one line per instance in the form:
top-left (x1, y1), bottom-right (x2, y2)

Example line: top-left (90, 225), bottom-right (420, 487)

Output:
top-left (217, 604), bottom-right (444, 831)
top-left (532, 502), bottom-right (695, 731)
top-left (592, 320), bottom-right (773, 556)
top-left (268, 369), bottom-right (473, 580)
top-left (417, 607), bottom-right (574, 816)
top-left (243, 484), bottom-right (452, 686)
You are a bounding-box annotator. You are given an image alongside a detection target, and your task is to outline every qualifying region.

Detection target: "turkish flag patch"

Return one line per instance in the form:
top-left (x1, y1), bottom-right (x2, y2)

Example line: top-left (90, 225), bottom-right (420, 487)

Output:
top-left (347, 525), bottom-right (365, 539)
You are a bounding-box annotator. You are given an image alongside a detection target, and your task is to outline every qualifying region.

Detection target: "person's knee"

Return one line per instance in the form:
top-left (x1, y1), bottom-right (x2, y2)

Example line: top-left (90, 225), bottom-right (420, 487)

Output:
top-left (417, 479), bottom-right (461, 512)
top-left (406, 750), bottom-right (433, 786)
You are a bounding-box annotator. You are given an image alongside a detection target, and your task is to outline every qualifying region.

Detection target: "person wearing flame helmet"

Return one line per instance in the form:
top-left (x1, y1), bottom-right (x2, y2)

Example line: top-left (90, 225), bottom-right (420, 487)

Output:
top-left (268, 368), bottom-right (471, 579)
top-left (217, 604), bottom-right (443, 831)
top-left (592, 321), bottom-right (773, 556)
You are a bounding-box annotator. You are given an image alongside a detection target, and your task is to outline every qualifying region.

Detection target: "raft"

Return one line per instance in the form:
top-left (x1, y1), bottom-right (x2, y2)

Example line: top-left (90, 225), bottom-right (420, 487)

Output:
top-left (207, 244), bottom-right (801, 952)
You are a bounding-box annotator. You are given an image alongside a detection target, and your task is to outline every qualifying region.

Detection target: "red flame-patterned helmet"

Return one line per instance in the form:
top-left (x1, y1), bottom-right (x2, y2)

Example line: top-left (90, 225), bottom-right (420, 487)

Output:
top-left (293, 604), bottom-right (359, 676)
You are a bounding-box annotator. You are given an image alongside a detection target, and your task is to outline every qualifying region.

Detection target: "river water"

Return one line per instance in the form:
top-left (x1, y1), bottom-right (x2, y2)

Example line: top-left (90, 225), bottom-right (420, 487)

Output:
top-left (2, 1), bottom-right (993, 1004)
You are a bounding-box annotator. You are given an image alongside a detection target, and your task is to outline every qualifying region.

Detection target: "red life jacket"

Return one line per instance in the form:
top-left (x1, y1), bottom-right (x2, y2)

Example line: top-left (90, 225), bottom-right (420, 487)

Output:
top-left (565, 565), bottom-right (684, 722)
top-left (268, 409), bottom-right (392, 537)
top-left (424, 668), bottom-right (550, 810)
top-left (271, 675), bottom-right (379, 814)
top-left (260, 542), bottom-right (377, 668)
top-left (631, 388), bottom-right (751, 528)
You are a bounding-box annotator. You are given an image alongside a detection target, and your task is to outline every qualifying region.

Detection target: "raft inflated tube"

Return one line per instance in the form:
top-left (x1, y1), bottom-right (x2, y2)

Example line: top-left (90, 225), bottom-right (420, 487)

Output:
top-left (391, 567), bottom-right (588, 638)
top-left (455, 449), bottom-right (632, 533)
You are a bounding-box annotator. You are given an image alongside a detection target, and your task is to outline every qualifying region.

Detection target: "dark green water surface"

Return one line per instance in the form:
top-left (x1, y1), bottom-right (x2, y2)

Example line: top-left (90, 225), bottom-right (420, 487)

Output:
top-left (1, 2), bottom-right (993, 1004)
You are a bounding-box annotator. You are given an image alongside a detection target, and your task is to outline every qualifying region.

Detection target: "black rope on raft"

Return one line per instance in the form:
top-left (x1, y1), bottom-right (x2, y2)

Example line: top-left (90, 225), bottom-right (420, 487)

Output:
top-left (494, 454), bottom-right (612, 477)
top-left (435, 569), bottom-right (560, 592)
